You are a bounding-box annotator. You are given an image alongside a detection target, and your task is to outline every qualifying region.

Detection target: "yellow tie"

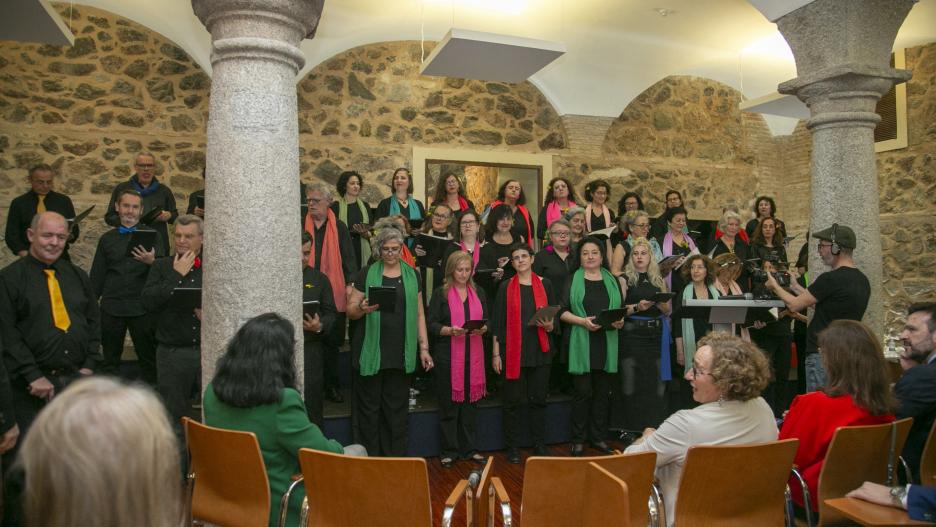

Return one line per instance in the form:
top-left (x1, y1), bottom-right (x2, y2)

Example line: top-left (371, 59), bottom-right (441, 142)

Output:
top-left (36, 194), bottom-right (46, 213)
top-left (44, 269), bottom-right (71, 332)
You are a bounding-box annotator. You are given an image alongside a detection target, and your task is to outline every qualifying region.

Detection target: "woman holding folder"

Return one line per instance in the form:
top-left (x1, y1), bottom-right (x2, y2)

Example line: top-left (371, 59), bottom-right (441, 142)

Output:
top-left (559, 236), bottom-right (627, 456)
top-left (347, 227), bottom-right (432, 456)
top-left (620, 237), bottom-right (673, 432)
top-left (427, 251), bottom-right (489, 467)
top-left (414, 203), bottom-right (453, 306)
top-left (492, 243), bottom-right (557, 464)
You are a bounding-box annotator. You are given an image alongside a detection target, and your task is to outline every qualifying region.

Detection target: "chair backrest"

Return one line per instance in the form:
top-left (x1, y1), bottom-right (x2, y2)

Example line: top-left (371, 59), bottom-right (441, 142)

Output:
top-left (474, 456), bottom-right (495, 527)
top-left (298, 448), bottom-right (432, 527)
top-left (183, 417), bottom-right (271, 527)
top-left (582, 462), bottom-right (630, 527)
top-left (817, 418), bottom-right (912, 526)
top-left (921, 418), bottom-right (936, 487)
top-left (674, 438), bottom-right (799, 527)
top-left (521, 452), bottom-right (655, 527)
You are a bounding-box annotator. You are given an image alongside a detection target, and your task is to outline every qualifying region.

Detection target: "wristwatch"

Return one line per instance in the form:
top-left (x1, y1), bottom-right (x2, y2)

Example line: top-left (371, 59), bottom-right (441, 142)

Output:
top-left (890, 485), bottom-right (908, 508)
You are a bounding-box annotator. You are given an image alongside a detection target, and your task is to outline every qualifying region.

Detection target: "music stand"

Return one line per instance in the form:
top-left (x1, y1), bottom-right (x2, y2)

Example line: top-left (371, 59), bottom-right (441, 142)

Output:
top-left (679, 298), bottom-right (785, 333)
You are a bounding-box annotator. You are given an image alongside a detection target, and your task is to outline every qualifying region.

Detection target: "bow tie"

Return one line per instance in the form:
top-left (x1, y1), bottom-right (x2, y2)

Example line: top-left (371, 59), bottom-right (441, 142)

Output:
top-left (118, 225), bottom-right (137, 234)
top-left (193, 256), bottom-right (201, 270)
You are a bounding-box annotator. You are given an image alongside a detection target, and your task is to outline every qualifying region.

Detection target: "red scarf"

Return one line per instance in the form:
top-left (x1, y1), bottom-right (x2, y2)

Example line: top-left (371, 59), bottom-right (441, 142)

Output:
top-left (401, 244), bottom-right (416, 267)
top-left (304, 209), bottom-right (347, 312)
top-left (448, 285), bottom-right (485, 402)
top-left (490, 200), bottom-right (533, 248)
top-left (505, 273), bottom-right (549, 380)
top-left (714, 228), bottom-right (750, 243)
top-left (457, 195), bottom-right (469, 211)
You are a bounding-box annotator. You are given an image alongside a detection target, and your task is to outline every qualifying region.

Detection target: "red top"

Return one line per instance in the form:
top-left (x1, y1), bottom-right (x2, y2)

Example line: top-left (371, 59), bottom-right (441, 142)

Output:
top-left (779, 391), bottom-right (894, 510)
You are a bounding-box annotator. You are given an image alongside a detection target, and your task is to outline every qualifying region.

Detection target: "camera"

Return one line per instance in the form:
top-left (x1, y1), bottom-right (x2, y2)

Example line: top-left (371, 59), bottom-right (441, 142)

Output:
top-left (751, 268), bottom-right (791, 288)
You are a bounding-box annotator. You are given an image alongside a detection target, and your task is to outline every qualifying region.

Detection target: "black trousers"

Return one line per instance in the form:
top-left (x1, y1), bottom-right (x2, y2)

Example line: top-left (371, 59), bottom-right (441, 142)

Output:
top-left (354, 368), bottom-right (409, 457)
top-left (303, 339), bottom-right (325, 427)
top-left (571, 370), bottom-right (612, 444)
top-left (753, 332), bottom-right (792, 417)
top-left (620, 333), bottom-right (668, 431)
top-left (324, 313), bottom-right (346, 389)
top-left (100, 311), bottom-right (157, 385)
top-left (502, 364), bottom-right (550, 449)
top-left (155, 344), bottom-right (200, 435)
top-left (435, 357), bottom-right (479, 458)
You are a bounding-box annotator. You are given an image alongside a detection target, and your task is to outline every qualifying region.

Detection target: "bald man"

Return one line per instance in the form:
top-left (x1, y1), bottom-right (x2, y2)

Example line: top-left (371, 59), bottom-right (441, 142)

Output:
top-left (0, 212), bottom-right (100, 448)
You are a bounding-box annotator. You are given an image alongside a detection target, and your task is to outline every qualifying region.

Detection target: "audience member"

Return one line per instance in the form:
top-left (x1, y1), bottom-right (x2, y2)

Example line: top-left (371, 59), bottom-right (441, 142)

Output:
top-left (625, 333), bottom-right (776, 526)
top-left (894, 302), bottom-right (936, 482)
top-left (847, 481), bottom-right (936, 522)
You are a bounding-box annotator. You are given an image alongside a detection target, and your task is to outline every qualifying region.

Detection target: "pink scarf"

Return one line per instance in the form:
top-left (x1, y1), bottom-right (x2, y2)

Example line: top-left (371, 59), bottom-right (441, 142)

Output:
top-left (448, 285), bottom-right (485, 402)
top-left (460, 239), bottom-right (480, 271)
top-left (662, 230), bottom-right (697, 291)
top-left (545, 200), bottom-right (575, 230)
top-left (584, 203), bottom-right (611, 232)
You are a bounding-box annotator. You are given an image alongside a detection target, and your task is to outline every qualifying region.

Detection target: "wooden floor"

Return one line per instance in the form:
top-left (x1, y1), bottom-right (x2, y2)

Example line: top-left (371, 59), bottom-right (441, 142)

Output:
top-left (425, 439), bottom-right (634, 527)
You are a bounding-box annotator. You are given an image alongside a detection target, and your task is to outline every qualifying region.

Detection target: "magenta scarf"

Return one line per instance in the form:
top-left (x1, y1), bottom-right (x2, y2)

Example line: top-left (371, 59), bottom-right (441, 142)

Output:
top-left (460, 240), bottom-right (480, 271)
top-left (545, 200), bottom-right (575, 230)
top-left (662, 230), bottom-right (697, 291)
top-left (448, 285), bottom-right (485, 403)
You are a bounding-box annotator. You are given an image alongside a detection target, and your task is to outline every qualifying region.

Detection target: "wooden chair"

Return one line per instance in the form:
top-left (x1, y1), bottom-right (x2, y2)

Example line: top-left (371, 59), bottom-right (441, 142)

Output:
top-left (920, 419), bottom-right (936, 487)
top-left (520, 452), bottom-right (657, 527)
top-left (582, 462), bottom-right (631, 527)
top-left (183, 417), bottom-right (271, 527)
top-left (443, 456), bottom-right (512, 527)
top-left (297, 448), bottom-right (432, 527)
top-left (674, 438), bottom-right (799, 527)
top-left (823, 497), bottom-right (933, 526)
top-left (801, 418), bottom-right (913, 527)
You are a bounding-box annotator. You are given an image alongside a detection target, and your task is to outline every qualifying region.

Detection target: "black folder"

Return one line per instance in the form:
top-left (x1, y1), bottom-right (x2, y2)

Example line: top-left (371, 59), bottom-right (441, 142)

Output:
top-left (595, 308), bottom-right (628, 328)
top-left (416, 233), bottom-right (450, 268)
top-left (527, 305), bottom-right (561, 327)
top-left (303, 300), bottom-right (320, 318)
top-left (124, 229), bottom-right (158, 257)
top-left (172, 287), bottom-right (202, 310)
top-left (140, 206), bottom-right (164, 224)
top-left (367, 286), bottom-right (396, 313)
top-left (461, 319), bottom-right (487, 331)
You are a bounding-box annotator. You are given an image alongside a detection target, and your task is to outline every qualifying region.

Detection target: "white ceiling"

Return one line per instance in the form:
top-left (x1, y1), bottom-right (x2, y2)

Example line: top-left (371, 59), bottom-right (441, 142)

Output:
top-left (59, 0), bottom-right (936, 135)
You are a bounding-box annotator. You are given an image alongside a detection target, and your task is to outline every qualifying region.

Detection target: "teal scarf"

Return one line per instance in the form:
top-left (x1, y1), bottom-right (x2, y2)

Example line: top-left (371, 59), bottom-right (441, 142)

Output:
top-left (360, 261), bottom-right (419, 376)
top-left (568, 268), bottom-right (622, 374)
top-left (679, 283), bottom-right (720, 374)
top-left (388, 195), bottom-right (421, 220)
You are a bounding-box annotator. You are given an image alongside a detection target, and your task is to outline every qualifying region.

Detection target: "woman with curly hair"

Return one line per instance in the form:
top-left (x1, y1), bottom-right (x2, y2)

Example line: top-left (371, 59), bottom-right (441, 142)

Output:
top-left (625, 333), bottom-right (778, 526)
top-left (537, 177), bottom-right (580, 242)
top-left (745, 195), bottom-right (787, 240)
top-left (779, 320), bottom-right (896, 513)
top-left (484, 179), bottom-right (533, 247)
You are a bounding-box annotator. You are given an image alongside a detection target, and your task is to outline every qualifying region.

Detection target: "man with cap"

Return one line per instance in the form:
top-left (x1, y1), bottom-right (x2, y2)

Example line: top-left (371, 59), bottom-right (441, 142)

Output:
top-left (765, 223), bottom-right (870, 392)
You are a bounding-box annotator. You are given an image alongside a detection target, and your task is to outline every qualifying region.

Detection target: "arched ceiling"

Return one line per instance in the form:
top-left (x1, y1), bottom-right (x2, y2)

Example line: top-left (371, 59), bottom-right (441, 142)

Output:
top-left (72, 0), bottom-right (936, 135)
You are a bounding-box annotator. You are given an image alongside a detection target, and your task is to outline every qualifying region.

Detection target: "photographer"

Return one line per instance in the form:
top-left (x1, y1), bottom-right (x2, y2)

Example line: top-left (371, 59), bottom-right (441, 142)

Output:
top-left (765, 224), bottom-right (870, 393)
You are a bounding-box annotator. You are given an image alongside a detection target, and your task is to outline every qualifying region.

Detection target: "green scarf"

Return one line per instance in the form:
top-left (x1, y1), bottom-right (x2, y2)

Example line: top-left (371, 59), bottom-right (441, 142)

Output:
top-left (679, 283), bottom-right (720, 374)
top-left (359, 261), bottom-right (419, 376)
top-left (338, 198), bottom-right (371, 267)
top-left (568, 268), bottom-right (622, 375)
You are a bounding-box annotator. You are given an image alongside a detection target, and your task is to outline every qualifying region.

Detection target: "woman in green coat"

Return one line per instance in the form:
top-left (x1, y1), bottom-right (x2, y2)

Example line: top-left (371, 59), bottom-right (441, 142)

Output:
top-left (204, 313), bottom-right (346, 527)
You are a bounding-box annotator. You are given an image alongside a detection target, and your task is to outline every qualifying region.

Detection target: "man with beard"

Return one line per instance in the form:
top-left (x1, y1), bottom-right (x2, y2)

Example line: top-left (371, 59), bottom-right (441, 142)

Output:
top-left (105, 152), bottom-right (178, 254)
top-left (894, 302), bottom-right (936, 483)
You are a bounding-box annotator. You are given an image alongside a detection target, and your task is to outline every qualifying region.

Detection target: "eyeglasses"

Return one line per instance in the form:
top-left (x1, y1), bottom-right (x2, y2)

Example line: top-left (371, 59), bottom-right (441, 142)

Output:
top-left (308, 198), bottom-right (324, 204)
top-left (632, 223), bottom-right (650, 228)
top-left (460, 220), bottom-right (478, 226)
top-left (511, 254), bottom-right (531, 262)
top-left (817, 242), bottom-right (832, 250)
top-left (691, 365), bottom-right (715, 379)
top-left (381, 246), bottom-right (402, 254)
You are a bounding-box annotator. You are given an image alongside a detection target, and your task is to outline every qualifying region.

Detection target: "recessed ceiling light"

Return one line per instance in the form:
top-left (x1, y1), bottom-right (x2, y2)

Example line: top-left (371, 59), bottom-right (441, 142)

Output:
top-left (654, 7), bottom-right (676, 17)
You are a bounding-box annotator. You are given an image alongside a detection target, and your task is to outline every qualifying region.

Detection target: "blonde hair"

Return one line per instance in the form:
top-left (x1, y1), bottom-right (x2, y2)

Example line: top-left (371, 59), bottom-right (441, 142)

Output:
top-left (20, 377), bottom-right (183, 527)
top-left (624, 237), bottom-right (666, 291)
top-left (443, 250), bottom-right (477, 293)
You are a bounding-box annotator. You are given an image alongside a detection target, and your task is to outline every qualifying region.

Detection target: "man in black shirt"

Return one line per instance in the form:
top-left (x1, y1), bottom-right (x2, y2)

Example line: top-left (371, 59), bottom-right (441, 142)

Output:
top-left (766, 223), bottom-right (870, 392)
top-left (5, 165), bottom-right (78, 260)
top-left (90, 189), bottom-right (164, 385)
top-left (0, 212), bottom-right (100, 455)
top-left (105, 153), bottom-right (178, 255)
top-left (141, 214), bottom-right (203, 431)
top-left (305, 183), bottom-right (356, 403)
top-left (300, 230), bottom-right (337, 426)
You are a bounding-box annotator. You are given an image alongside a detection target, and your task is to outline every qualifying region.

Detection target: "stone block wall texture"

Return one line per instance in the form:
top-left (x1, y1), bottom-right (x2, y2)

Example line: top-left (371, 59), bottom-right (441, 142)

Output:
top-left (0, 4), bottom-right (932, 337)
top-left (0, 4), bottom-right (210, 270)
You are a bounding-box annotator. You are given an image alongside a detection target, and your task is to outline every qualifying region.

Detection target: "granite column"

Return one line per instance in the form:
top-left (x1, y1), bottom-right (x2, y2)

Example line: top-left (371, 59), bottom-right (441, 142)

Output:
top-left (192, 0), bottom-right (323, 385)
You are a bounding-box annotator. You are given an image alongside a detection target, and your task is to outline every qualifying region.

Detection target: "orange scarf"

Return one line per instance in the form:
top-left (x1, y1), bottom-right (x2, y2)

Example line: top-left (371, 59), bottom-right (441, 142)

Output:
top-left (305, 209), bottom-right (347, 312)
top-left (401, 244), bottom-right (416, 267)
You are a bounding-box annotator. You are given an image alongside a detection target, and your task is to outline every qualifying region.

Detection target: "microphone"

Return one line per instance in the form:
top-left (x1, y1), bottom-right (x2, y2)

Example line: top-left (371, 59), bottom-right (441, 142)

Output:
top-left (468, 470), bottom-right (482, 489)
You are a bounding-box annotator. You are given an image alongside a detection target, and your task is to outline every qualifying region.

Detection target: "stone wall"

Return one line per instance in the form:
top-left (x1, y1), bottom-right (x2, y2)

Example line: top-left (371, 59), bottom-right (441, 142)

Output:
top-left (0, 4), bottom-right (210, 270)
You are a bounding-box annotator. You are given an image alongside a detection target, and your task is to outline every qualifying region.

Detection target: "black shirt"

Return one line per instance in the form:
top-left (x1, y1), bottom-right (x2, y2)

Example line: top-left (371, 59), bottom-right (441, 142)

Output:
top-left (625, 272), bottom-right (664, 319)
top-left (89, 227), bottom-right (165, 317)
top-left (492, 278), bottom-right (556, 368)
top-left (477, 236), bottom-right (519, 301)
top-left (310, 217), bottom-right (357, 282)
top-left (351, 265), bottom-right (422, 370)
top-left (5, 190), bottom-right (78, 259)
top-left (805, 266), bottom-right (870, 354)
top-left (672, 285), bottom-right (714, 340)
top-left (427, 285), bottom-right (488, 363)
top-left (330, 200), bottom-right (372, 270)
top-left (587, 207), bottom-right (616, 232)
top-left (105, 175), bottom-right (178, 255)
top-left (302, 266), bottom-right (336, 343)
top-left (561, 276), bottom-right (624, 369)
top-left (186, 188), bottom-right (204, 215)
top-left (141, 254), bottom-right (202, 347)
top-left (532, 247), bottom-right (578, 296)
top-left (0, 255), bottom-right (101, 383)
